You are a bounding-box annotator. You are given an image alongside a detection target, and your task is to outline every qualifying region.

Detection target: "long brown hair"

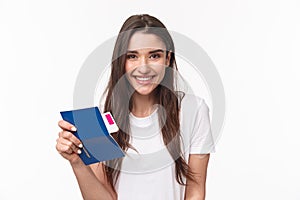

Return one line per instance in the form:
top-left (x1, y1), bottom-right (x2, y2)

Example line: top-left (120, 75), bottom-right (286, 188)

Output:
top-left (103, 14), bottom-right (196, 192)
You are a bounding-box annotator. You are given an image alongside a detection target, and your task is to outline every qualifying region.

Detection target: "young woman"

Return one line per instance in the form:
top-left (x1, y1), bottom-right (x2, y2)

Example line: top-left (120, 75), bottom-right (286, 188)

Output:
top-left (56, 14), bottom-right (215, 200)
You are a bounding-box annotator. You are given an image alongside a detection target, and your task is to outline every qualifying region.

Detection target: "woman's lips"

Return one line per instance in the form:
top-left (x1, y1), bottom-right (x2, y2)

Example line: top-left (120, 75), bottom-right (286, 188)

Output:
top-left (133, 75), bottom-right (155, 85)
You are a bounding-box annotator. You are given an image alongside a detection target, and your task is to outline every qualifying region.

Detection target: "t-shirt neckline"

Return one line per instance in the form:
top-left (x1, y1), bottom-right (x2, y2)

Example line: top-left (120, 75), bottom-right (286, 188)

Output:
top-left (129, 107), bottom-right (158, 128)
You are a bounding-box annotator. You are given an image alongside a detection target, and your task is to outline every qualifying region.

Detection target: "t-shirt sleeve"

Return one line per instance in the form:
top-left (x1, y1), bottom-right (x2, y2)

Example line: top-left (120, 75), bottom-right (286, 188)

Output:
top-left (189, 99), bottom-right (216, 154)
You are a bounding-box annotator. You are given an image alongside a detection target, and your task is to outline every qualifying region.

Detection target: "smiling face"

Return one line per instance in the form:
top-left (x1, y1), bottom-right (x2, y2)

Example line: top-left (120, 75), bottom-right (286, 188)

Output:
top-left (125, 31), bottom-right (170, 96)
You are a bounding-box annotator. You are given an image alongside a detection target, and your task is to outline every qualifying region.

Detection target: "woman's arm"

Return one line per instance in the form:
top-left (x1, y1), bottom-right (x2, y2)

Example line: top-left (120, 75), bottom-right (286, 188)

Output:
top-left (184, 154), bottom-right (210, 200)
top-left (56, 120), bottom-right (117, 200)
top-left (89, 162), bottom-right (118, 200)
top-left (71, 160), bottom-right (117, 200)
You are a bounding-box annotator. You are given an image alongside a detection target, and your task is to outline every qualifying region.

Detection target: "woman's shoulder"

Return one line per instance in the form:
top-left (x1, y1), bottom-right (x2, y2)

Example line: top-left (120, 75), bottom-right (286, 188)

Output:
top-left (179, 93), bottom-right (211, 122)
top-left (180, 93), bottom-right (206, 110)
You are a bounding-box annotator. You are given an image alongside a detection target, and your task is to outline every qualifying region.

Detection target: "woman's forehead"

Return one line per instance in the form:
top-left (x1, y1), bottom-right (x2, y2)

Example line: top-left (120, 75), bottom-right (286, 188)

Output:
top-left (127, 32), bottom-right (166, 51)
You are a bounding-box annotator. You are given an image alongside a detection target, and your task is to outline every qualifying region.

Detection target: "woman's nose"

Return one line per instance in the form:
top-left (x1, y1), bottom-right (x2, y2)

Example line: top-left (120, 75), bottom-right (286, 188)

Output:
top-left (137, 57), bottom-right (151, 74)
top-left (139, 56), bottom-right (148, 66)
top-left (137, 64), bottom-right (151, 74)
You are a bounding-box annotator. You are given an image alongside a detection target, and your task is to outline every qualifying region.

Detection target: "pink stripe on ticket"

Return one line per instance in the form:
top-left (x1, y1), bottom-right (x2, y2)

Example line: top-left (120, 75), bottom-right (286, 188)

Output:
top-left (105, 114), bottom-right (114, 125)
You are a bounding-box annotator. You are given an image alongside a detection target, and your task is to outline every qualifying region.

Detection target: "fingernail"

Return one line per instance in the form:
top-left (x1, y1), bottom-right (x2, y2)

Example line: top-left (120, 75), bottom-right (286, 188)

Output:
top-left (78, 143), bottom-right (83, 148)
top-left (71, 126), bottom-right (77, 131)
top-left (77, 149), bottom-right (82, 154)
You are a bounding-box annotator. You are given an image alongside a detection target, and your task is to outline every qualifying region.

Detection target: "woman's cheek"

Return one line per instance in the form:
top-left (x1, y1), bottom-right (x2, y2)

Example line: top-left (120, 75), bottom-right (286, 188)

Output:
top-left (125, 61), bottom-right (135, 73)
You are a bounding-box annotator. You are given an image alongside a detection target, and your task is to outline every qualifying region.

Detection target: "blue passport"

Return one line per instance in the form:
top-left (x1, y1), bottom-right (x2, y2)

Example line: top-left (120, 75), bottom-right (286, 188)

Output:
top-left (60, 107), bottom-right (125, 165)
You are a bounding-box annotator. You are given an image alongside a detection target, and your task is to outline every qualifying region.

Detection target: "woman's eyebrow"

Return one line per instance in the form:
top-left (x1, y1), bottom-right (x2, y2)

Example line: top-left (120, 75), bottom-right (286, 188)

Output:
top-left (126, 50), bottom-right (138, 54)
top-left (149, 49), bottom-right (164, 54)
top-left (126, 49), bottom-right (165, 54)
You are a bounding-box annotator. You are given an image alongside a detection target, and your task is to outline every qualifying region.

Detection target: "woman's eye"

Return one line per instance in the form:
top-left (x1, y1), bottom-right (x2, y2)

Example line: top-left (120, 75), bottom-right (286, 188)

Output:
top-left (126, 54), bottom-right (137, 59)
top-left (150, 54), bottom-right (161, 59)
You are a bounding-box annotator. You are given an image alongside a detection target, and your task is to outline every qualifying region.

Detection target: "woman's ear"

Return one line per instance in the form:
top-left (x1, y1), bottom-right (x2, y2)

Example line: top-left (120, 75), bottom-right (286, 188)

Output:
top-left (166, 51), bottom-right (172, 66)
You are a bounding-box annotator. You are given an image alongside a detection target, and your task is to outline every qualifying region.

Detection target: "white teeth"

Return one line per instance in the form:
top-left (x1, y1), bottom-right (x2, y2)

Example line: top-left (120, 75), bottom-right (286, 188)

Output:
top-left (136, 76), bottom-right (152, 81)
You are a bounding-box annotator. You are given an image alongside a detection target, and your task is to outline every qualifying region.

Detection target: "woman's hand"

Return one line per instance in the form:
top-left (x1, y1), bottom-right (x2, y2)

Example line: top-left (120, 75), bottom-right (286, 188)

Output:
top-left (56, 120), bottom-right (83, 165)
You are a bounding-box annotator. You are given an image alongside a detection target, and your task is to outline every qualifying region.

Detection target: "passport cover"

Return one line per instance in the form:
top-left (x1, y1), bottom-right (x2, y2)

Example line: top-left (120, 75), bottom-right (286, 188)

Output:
top-left (60, 107), bottom-right (125, 165)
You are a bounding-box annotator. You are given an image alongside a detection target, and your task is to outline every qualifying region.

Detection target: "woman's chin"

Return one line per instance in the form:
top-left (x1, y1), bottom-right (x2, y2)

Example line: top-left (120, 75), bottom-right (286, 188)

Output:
top-left (133, 85), bottom-right (158, 96)
top-left (135, 89), bottom-right (153, 96)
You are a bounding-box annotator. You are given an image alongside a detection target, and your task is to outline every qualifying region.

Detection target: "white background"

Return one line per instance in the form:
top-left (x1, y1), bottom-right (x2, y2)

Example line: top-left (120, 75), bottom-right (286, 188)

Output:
top-left (1, 0), bottom-right (300, 199)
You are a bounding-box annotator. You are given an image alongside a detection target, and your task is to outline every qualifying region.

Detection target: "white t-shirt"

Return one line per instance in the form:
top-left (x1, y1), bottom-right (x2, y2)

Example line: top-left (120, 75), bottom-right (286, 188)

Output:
top-left (115, 94), bottom-right (215, 200)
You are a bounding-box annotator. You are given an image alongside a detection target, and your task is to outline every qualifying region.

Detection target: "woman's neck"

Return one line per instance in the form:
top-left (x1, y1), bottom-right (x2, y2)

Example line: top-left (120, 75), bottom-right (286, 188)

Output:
top-left (131, 92), bottom-right (158, 118)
